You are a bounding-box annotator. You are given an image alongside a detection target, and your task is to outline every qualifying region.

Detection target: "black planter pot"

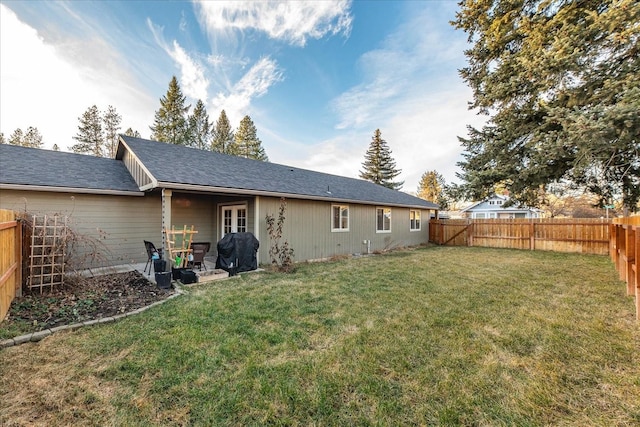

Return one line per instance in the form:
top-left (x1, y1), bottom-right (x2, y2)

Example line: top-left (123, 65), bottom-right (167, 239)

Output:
top-left (153, 259), bottom-right (166, 273)
top-left (155, 272), bottom-right (172, 289)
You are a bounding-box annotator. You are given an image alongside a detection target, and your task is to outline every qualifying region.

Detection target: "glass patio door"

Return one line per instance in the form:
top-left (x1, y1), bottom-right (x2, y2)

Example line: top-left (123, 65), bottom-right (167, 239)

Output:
top-left (221, 205), bottom-right (247, 237)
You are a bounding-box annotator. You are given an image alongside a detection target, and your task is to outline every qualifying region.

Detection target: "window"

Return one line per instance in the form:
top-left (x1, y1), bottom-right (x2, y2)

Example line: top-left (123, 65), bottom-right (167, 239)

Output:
top-left (376, 207), bottom-right (391, 232)
top-left (332, 205), bottom-right (349, 231)
top-left (221, 205), bottom-right (247, 236)
top-left (475, 213), bottom-right (486, 219)
top-left (410, 210), bottom-right (421, 231)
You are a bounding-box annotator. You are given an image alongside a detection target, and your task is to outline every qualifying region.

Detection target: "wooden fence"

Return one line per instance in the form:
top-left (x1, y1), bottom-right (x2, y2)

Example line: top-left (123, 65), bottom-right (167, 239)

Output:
top-left (0, 209), bottom-right (22, 323)
top-left (610, 216), bottom-right (639, 321)
top-left (429, 218), bottom-right (611, 255)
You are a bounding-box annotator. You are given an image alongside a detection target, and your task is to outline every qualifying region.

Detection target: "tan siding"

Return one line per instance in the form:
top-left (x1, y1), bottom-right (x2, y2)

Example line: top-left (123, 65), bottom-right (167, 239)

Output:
top-left (171, 193), bottom-right (216, 245)
top-left (122, 150), bottom-right (152, 188)
top-left (257, 198), bottom-right (430, 263)
top-left (0, 190), bottom-right (162, 267)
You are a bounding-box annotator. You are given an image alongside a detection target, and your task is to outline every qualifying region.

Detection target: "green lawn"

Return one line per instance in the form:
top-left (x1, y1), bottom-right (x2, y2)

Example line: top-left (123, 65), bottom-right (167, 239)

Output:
top-left (1, 246), bottom-right (639, 426)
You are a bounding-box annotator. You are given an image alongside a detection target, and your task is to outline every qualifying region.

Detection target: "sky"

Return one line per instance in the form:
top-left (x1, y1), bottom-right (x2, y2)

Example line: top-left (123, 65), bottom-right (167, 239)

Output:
top-left (0, 0), bottom-right (486, 193)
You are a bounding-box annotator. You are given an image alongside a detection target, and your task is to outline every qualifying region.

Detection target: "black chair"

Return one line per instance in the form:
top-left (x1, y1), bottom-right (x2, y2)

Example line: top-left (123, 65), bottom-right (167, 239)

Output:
top-left (144, 240), bottom-right (162, 275)
top-left (189, 242), bottom-right (211, 271)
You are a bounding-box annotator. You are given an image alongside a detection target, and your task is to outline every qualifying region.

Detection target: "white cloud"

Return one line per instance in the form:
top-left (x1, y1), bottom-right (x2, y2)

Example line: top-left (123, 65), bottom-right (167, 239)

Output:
top-left (0, 4), bottom-right (155, 150)
top-left (168, 41), bottom-right (209, 101)
top-left (195, 0), bottom-right (352, 46)
top-left (210, 57), bottom-right (283, 124)
top-left (147, 19), bottom-right (209, 101)
top-left (319, 4), bottom-right (485, 189)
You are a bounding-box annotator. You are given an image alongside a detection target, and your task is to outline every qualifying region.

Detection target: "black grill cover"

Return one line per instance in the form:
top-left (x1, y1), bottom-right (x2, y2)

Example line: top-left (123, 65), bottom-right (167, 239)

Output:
top-left (215, 232), bottom-right (259, 274)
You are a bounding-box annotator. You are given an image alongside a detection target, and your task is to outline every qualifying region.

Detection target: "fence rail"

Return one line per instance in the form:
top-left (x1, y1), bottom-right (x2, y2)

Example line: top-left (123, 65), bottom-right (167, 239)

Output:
top-left (610, 217), bottom-right (639, 321)
top-left (0, 209), bottom-right (22, 323)
top-left (429, 218), bottom-right (611, 255)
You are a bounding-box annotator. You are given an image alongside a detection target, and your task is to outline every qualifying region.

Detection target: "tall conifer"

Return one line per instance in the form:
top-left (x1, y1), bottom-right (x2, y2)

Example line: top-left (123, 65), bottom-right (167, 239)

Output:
top-left (359, 129), bottom-right (403, 190)
top-left (150, 76), bottom-right (190, 145)
top-left (234, 115), bottom-right (268, 161)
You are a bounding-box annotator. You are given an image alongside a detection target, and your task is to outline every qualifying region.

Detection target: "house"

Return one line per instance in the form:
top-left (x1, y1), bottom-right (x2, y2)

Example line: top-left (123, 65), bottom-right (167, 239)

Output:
top-left (460, 194), bottom-right (541, 219)
top-left (0, 136), bottom-right (439, 268)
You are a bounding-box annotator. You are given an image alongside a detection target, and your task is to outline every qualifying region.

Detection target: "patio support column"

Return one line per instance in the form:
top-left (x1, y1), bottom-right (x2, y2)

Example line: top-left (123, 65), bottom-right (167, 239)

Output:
top-left (254, 196), bottom-right (260, 265)
top-left (162, 188), bottom-right (172, 267)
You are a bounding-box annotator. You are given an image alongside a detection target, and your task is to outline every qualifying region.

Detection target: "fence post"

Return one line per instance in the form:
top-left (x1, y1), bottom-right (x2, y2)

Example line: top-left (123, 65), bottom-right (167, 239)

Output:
top-left (624, 225), bottom-right (635, 296)
top-left (468, 219), bottom-right (474, 247)
top-left (16, 218), bottom-right (22, 298)
top-left (529, 220), bottom-right (535, 251)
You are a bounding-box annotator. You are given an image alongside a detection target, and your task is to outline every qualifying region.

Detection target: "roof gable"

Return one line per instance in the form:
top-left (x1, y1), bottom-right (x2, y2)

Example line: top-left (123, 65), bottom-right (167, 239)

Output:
top-left (118, 135), bottom-right (438, 209)
top-left (0, 144), bottom-right (142, 194)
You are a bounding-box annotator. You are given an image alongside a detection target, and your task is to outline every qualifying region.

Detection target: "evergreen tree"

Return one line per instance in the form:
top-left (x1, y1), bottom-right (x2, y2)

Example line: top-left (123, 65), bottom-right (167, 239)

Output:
top-left (150, 76), bottom-right (190, 145)
top-left (188, 99), bottom-right (212, 150)
top-left (103, 105), bottom-right (122, 158)
top-left (52, 144), bottom-right (60, 151)
top-left (234, 115), bottom-right (268, 161)
top-left (71, 105), bottom-right (105, 156)
top-left (211, 110), bottom-right (235, 154)
top-left (0, 132), bottom-right (5, 144)
top-left (453, 0), bottom-right (640, 211)
top-left (359, 129), bottom-right (403, 190)
top-left (8, 127), bottom-right (44, 148)
top-left (8, 128), bottom-right (23, 146)
top-left (124, 127), bottom-right (141, 138)
top-left (417, 170), bottom-right (446, 205)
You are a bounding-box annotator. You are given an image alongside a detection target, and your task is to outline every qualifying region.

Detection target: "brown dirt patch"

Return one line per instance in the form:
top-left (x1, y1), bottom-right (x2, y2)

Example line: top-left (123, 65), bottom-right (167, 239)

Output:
top-left (1, 270), bottom-right (174, 336)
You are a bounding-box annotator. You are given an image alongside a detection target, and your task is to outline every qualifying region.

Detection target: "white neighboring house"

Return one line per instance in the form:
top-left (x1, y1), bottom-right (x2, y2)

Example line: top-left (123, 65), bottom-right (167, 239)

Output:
top-left (460, 194), bottom-right (542, 219)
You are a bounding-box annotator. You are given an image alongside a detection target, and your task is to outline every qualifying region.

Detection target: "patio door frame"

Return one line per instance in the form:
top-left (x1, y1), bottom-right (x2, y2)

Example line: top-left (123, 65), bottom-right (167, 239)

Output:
top-left (220, 203), bottom-right (248, 237)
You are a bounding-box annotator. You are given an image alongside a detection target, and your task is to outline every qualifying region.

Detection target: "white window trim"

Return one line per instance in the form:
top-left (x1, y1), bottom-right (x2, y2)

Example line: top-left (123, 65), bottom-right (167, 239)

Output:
top-left (376, 207), bottom-right (392, 233)
top-left (410, 209), bottom-right (421, 231)
top-left (331, 204), bottom-right (350, 232)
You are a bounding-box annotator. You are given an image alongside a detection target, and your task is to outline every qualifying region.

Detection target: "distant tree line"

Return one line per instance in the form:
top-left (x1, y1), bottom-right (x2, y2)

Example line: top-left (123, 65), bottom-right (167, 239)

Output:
top-left (150, 75), bottom-right (268, 161)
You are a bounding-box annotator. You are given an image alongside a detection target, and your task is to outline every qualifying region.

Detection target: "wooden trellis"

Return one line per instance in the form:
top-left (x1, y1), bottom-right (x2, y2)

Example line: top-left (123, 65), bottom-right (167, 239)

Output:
top-left (28, 214), bottom-right (68, 293)
top-left (164, 225), bottom-right (197, 268)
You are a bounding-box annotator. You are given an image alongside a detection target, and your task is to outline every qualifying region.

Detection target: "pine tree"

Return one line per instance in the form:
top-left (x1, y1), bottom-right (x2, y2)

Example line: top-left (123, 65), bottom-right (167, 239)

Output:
top-left (103, 105), bottom-right (122, 158)
top-left (211, 110), bottom-right (235, 154)
top-left (188, 99), bottom-right (212, 150)
top-left (453, 0), bottom-right (640, 210)
top-left (150, 76), bottom-right (191, 145)
top-left (52, 144), bottom-right (60, 151)
top-left (234, 115), bottom-right (268, 161)
top-left (72, 105), bottom-right (105, 156)
top-left (417, 171), bottom-right (445, 204)
top-left (359, 129), bottom-right (403, 190)
top-left (8, 127), bottom-right (44, 148)
top-left (8, 128), bottom-right (24, 146)
top-left (124, 128), bottom-right (141, 138)
top-left (0, 132), bottom-right (5, 144)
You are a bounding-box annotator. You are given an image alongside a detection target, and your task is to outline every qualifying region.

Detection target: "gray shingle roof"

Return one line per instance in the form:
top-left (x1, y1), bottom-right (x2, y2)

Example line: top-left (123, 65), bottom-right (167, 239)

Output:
top-left (119, 135), bottom-right (438, 209)
top-left (0, 144), bottom-right (141, 194)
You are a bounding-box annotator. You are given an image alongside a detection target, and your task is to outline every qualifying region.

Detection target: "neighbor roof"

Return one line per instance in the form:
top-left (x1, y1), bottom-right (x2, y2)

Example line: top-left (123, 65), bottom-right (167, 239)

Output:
top-left (118, 135), bottom-right (438, 209)
top-left (0, 144), bottom-right (142, 195)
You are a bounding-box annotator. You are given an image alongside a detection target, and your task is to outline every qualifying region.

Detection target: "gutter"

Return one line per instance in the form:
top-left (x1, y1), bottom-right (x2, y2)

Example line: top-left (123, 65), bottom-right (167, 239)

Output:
top-left (0, 183), bottom-right (145, 197)
top-left (154, 181), bottom-right (437, 210)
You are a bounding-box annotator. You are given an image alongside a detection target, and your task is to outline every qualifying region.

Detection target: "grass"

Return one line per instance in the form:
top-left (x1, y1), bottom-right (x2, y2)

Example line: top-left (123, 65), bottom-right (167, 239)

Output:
top-left (1, 246), bottom-right (639, 426)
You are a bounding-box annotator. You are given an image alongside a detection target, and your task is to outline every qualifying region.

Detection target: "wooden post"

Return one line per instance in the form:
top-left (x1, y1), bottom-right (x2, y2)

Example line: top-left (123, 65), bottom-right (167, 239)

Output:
top-left (16, 218), bottom-right (22, 297)
top-left (468, 219), bottom-right (474, 247)
top-left (625, 225), bottom-right (635, 296)
top-left (529, 220), bottom-right (535, 251)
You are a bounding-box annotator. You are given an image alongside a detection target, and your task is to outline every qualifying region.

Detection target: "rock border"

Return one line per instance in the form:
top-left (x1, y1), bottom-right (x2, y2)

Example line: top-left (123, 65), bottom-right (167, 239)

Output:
top-left (0, 288), bottom-right (186, 349)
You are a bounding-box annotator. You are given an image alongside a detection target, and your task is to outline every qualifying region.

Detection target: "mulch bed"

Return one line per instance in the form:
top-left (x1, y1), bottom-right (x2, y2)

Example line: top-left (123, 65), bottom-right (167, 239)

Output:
top-left (1, 270), bottom-right (175, 335)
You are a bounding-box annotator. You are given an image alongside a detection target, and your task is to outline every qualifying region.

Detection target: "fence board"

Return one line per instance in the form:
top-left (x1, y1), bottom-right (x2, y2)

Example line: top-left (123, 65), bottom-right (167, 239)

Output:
top-left (429, 218), bottom-right (611, 255)
top-left (610, 217), bottom-right (640, 321)
top-left (0, 209), bottom-right (22, 323)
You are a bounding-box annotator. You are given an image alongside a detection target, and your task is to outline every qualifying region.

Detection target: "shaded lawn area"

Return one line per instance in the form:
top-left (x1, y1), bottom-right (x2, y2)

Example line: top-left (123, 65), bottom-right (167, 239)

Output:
top-left (1, 246), bottom-right (639, 426)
